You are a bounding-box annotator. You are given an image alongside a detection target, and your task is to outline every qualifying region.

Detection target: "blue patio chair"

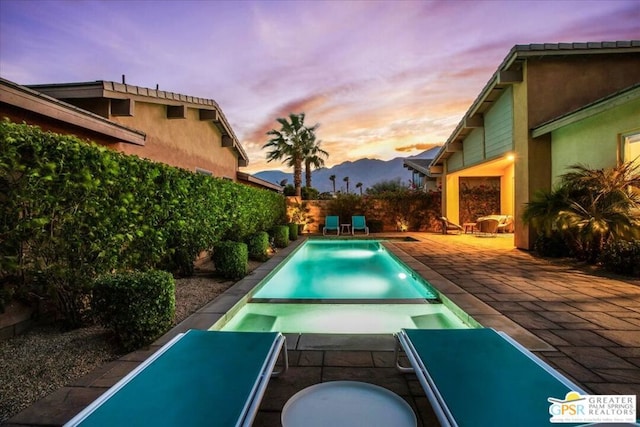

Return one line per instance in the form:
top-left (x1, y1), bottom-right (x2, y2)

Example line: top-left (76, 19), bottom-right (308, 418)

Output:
top-left (323, 215), bottom-right (340, 235)
top-left (395, 328), bottom-right (586, 427)
top-left (65, 330), bottom-right (288, 427)
top-left (351, 215), bottom-right (369, 235)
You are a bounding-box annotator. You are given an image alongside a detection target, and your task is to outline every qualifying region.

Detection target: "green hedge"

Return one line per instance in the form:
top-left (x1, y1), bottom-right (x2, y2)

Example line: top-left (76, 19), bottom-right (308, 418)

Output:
top-left (287, 222), bottom-right (299, 240)
top-left (246, 232), bottom-right (269, 261)
top-left (92, 270), bottom-right (175, 351)
top-left (213, 241), bottom-right (248, 280)
top-left (270, 225), bottom-right (289, 248)
top-left (0, 120), bottom-right (286, 324)
top-left (601, 240), bottom-right (640, 277)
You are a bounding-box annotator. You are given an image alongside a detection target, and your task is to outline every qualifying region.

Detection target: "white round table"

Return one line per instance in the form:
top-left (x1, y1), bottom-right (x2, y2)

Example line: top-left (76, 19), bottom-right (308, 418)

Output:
top-left (281, 381), bottom-right (417, 427)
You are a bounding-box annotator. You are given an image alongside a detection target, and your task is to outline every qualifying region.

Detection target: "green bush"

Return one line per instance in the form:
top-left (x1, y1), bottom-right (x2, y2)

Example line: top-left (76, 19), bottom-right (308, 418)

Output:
top-left (92, 270), bottom-right (175, 351)
top-left (246, 232), bottom-right (269, 262)
top-left (213, 241), bottom-right (248, 279)
top-left (601, 240), bottom-right (640, 277)
top-left (301, 187), bottom-right (319, 200)
top-left (533, 232), bottom-right (572, 258)
top-left (288, 223), bottom-right (299, 240)
top-left (270, 225), bottom-right (289, 248)
top-left (327, 193), bottom-right (365, 222)
top-left (1, 120), bottom-right (286, 325)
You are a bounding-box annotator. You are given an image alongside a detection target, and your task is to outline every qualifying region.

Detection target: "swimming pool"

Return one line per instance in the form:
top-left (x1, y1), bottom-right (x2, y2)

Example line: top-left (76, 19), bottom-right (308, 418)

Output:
top-left (251, 240), bottom-right (439, 301)
top-left (213, 239), bottom-right (475, 334)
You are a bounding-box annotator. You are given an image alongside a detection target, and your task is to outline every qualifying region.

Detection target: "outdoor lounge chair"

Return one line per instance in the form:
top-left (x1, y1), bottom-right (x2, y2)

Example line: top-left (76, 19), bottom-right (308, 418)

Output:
top-left (323, 215), bottom-right (340, 235)
top-left (65, 330), bottom-right (288, 427)
top-left (395, 328), bottom-right (586, 427)
top-left (476, 217), bottom-right (499, 236)
top-left (351, 215), bottom-right (369, 235)
top-left (439, 217), bottom-right (463, 234)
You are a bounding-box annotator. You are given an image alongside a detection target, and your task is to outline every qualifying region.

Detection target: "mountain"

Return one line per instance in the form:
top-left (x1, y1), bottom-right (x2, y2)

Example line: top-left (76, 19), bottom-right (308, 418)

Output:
top-left (254, 146), bottom-right (441, 193)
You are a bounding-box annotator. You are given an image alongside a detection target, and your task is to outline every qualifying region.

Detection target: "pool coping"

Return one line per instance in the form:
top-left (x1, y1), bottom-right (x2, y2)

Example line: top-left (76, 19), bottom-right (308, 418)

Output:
top-left (159, 235), bottom-right (553, 352)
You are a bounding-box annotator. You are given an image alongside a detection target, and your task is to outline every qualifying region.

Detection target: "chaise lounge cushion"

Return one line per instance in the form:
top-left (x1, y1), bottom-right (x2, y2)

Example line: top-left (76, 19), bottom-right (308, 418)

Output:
top-left (477, 215), bottom-right (513, 232)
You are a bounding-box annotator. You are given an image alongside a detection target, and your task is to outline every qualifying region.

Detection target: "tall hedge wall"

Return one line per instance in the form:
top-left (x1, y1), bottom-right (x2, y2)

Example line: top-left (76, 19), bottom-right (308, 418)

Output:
top-left (0, 120), bottom-right (286, 325)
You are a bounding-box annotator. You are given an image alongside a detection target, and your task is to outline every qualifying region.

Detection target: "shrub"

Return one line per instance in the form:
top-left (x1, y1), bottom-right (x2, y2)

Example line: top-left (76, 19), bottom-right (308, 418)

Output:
top-left (327, 193), bottom-right (365, 222)
top-left (270, 225), bottom-right (289, 248)
top-left (288, 223), bottom-right (299, 240)
top-left (212, 241), bottom-right (248, 280)
top-left (301, 187), bottom-right (319, 200)
top-left (92, 270), bottom-right (175, 351)
top-left (246, 232), bottom-right (269, 261)
top-left (601, 240), bottom-right (640, 277)
top-left (1, 120), bottom-right (286, 324)
top-left (533, 232), bottom-right (572, 258)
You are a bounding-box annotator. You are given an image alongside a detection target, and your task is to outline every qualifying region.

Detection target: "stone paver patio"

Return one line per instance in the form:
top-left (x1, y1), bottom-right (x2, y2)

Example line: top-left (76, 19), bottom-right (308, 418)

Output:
top-left (6, 232), bottom-right (640, 426)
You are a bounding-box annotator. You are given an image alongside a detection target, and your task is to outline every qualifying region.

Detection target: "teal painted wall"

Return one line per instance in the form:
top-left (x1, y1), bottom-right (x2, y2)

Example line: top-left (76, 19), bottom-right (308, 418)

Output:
top-left (485, 86), bottom-right (514, 159)
top-left (448, 151), bottom-right (464, 172)
top-left (463, 128), bottom-right (484, 166)
top-left (551, 96), bottom-right (640, 186)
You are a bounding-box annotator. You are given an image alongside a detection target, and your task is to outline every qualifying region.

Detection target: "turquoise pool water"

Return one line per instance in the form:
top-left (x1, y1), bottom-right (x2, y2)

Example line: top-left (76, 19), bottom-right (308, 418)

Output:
top-left (219, 303), bottom-right (470, 334)
top-left (214, 239), bottom-right (474, 334)
top-left (251, 240), bottom-right (439, 301)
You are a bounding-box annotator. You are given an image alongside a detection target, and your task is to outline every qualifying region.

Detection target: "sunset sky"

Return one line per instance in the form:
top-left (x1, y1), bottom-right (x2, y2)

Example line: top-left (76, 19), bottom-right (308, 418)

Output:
top-left (1, 0), bottom-right (638, 173)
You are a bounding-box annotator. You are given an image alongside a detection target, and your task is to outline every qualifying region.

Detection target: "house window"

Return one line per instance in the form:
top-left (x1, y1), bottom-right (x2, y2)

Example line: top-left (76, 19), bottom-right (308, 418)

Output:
top-left (621, 132), bottom-right (640, 167)
top-left (195, 167), bottom-right (212, 176)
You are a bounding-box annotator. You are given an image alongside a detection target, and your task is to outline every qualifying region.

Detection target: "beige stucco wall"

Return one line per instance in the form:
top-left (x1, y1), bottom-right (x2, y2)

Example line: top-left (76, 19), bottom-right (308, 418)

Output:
top-left (550, 97), bottom-right (640, 186)
top-left (501, 162), bottom-right (515, 216)
top-left (445, 173), bottom-right (460, 224)
top-left (111, 102), bottom-right (239, 179)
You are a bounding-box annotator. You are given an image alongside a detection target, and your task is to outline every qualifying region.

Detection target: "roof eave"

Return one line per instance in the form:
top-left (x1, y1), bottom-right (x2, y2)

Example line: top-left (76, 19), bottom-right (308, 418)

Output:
top-left (2, 78), bottom-right (146, 145)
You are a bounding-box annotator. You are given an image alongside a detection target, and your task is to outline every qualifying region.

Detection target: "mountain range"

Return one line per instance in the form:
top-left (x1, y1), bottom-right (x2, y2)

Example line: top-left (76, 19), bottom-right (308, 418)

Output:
top-left (254, 146), bottom-right (441, 193)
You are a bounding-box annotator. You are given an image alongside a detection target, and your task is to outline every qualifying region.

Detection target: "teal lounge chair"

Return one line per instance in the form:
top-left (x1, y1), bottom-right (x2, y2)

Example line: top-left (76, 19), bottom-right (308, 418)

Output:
top-left (395, 328), bottom-right (587, 427)
top-left (351, 215), bottom-right (369, 235)
top-left (323, 215), bottom-right (340, 235)
top-left (65, 330), bottom-right (288, 427)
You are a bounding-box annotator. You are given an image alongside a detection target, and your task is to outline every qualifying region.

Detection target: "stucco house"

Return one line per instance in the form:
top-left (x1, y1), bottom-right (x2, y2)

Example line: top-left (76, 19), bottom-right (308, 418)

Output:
top-left (532, 83), bottom-right (640, 185)
top-left (430, 41), bottom-right (640, 250)
top-left (403, 146), bottom-right (442, 192)
top-left (0, 78), bottom-right (281, 191)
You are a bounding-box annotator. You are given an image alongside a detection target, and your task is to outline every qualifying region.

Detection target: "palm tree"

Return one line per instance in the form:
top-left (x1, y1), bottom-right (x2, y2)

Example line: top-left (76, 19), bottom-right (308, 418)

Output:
top-left (356, 182), bottom-right (363, 195)
top-left (329, 175), bottom-right (336, 193)
top-left (560, 162), bottom-right (640, 261)
top-left (523, 162), bottom-right (640, 262)
top-left (303, 134), bottom-right (328, 189)
top-left (343, 176), bottom-right (350, 193)
top-left (263, 113), bottom-right (317, 197)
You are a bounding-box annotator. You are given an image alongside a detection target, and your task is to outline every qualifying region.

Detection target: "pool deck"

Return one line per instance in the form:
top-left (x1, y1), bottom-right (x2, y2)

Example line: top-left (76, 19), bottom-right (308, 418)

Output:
top-left (6, 233), bottom-right (640, 426)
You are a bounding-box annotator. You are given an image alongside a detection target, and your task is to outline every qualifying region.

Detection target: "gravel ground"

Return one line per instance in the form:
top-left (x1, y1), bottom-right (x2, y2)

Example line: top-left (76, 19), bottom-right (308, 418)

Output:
top-left (0, 258), bottom-right (261, 423)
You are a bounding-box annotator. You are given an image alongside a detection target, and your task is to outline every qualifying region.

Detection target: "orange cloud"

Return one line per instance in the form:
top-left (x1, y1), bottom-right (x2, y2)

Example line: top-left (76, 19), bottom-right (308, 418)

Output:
top-left (395, 143), bottom-right (441, 153)
top-left (244, 93), bottom-right (328, 144)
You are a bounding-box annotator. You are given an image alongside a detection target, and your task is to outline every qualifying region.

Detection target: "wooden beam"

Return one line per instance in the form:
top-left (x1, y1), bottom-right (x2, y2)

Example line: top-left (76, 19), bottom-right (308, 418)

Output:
top-left (110, 98), bottom-right (133, 116)
top-left (221, 135), bottom-right (233, 147)
top-left (429, 165), bottom-right (443, 174)
top-left (199, 109), bottom-right (218, 121)
top-left (167, 105), bottom-right (186, 119)
top-left (446, 141), bottom-right (463, 152)
top-left (464, 115), bottom-right (484, 128)
top-left (0, 82), bottom-right (145, 145)
top-left (238, 158), bottom-right (248, 167)
top-left (497, 70), bottom-right (523, 84)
